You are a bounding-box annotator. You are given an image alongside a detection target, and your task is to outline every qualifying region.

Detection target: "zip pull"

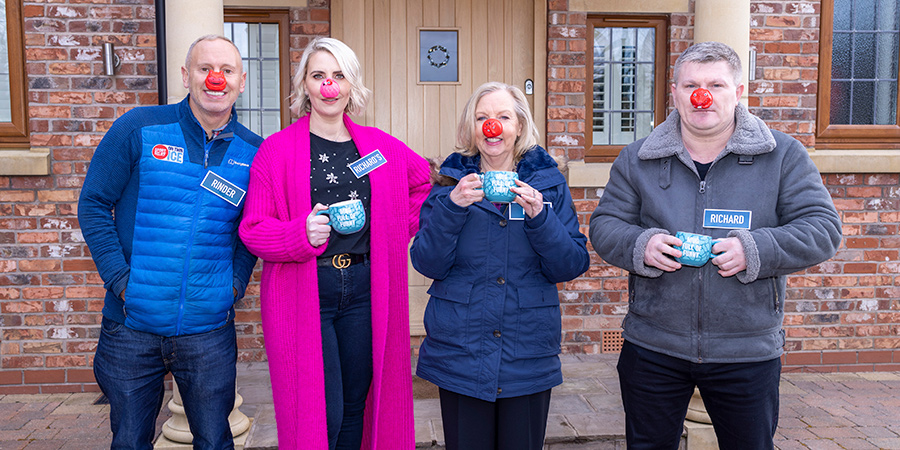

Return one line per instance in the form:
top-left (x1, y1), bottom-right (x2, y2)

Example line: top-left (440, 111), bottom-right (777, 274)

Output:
top-left (699, 180), bottom-right (706, 194)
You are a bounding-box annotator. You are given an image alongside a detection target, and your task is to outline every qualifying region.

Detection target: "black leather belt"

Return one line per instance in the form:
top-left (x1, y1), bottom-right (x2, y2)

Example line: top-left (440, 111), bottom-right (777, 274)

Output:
top-left (317, 253), bottom-right (368, 269)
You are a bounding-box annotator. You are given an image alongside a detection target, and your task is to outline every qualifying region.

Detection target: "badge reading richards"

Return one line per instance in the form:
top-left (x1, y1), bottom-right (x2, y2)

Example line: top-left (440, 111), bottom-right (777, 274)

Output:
top-left (348, 149), bottom-right (387, 178)
top-left (703, 209), bottom-right (751, 230)
top-left (201, 171), bottom-right (246, 207)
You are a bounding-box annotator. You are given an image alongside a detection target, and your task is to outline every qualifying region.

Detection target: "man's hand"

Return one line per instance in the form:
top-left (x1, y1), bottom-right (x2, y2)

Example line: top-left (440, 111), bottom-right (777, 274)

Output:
top-left (710, 237), bottom-right (747, 277)
top-left (644, 233), bottom-right (682, 272)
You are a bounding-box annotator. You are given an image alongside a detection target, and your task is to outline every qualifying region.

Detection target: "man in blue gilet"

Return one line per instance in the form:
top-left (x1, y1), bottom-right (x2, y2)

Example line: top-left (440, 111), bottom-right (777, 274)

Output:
top-left (79, 35), bottom-right (262, 450)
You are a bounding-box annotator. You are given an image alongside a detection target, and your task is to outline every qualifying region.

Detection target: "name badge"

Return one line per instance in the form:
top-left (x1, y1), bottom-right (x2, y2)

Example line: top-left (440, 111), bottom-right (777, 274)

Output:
top-left (201, 171), bottom-right (246, 207)
top-left (509, 201), bottom-right (553, 221)
top-left (703, 209), bottom-right (751, 229)
top-left (348, 149), bottom-right (387, 178)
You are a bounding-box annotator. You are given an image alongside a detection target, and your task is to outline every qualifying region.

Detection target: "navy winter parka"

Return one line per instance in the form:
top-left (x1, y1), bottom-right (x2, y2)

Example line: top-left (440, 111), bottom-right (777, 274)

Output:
top-left (410, 146), bottom-right (590, 402)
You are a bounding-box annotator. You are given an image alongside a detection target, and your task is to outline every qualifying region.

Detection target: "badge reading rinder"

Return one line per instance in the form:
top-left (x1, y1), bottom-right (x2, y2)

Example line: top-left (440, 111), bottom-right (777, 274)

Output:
top-left (201, 171), bottom-right (246, 207)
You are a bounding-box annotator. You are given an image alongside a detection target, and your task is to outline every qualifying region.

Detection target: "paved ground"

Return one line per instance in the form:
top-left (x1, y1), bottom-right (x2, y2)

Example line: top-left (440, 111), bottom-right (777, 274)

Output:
top-left (2, 354), bottom-right (899, 449)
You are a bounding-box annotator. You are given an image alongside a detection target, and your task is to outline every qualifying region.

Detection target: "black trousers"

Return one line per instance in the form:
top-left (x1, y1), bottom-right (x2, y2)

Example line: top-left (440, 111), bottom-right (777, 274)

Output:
top-left (618, 341), bottom-right (781, 450)
top-left (439, 387), bottom-right (552, 450)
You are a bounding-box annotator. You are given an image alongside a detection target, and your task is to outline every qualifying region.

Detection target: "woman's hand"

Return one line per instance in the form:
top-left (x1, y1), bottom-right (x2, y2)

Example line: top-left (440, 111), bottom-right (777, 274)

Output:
top-left (307, 203), bottom-right (331, 247)
top-left (449, 173), bottom-right (485, 207)
top-left (511, 180), bottom-right (544, 218)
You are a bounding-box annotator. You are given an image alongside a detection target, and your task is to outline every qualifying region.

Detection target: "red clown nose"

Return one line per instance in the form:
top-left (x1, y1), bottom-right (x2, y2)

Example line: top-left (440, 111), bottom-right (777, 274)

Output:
top-left (690, 88), bottom-right (713, 109)
top-left (205, 71), bottom-right (227, 91)
top-left (482, 118), bottom-right (502, 138)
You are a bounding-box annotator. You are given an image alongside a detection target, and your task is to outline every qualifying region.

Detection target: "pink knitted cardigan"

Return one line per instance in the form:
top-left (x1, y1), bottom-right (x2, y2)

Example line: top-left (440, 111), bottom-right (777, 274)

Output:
top-left (239, 114), bottom-right (431, 449)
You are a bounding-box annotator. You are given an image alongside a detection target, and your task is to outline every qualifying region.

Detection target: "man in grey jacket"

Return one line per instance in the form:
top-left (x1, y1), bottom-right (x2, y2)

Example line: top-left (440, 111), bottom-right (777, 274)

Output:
top-left (589, 41), bottom-right (841, 449)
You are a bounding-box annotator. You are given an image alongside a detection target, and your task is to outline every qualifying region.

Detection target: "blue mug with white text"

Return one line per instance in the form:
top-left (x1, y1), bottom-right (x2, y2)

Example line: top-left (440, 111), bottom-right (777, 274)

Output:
top-left (674, 231), bottom-right (717, 267)
top-left (480, 171), bottom-right (519, 203)
top-left (316, 199), bottom-right (366, 234)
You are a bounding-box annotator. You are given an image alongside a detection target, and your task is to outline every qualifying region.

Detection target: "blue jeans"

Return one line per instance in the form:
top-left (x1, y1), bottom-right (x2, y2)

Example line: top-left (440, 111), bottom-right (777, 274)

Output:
top-left (93, 316), bottom-right (237, 450)
top-left (318, 259), bottom-right (373, 450)
top-left (617, 341), bottom-right (780, 450)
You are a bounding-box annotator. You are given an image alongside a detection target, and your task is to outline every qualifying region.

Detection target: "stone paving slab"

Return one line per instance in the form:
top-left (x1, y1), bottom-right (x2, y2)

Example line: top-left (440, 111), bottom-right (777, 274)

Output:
top-left (2, 355), bottom-right (900, 449)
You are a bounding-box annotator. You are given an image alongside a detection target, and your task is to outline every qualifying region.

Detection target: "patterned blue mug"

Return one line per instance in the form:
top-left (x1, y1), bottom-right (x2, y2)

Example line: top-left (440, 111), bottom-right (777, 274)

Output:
top-left (674, 231), bottom-right (716, 267)
top-left (316, 199), bottom-right (366, 234)
top-left (480, 171), bottom-right (519, 203)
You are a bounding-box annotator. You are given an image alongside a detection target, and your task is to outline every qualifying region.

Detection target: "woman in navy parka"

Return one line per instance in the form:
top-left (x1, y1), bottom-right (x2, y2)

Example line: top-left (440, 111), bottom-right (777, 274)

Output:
top-left (410, 82), bottom-right (590, 450)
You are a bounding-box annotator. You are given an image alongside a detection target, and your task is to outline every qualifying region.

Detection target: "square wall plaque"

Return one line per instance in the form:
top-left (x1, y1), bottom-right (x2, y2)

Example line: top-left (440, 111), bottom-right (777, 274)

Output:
top-left (419, 29), bottom-right (459, 84)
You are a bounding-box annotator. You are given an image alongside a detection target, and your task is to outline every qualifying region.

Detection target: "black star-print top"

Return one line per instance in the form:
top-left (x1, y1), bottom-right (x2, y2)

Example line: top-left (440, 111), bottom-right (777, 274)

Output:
top-left (310, 133), bottom-right (371, 257)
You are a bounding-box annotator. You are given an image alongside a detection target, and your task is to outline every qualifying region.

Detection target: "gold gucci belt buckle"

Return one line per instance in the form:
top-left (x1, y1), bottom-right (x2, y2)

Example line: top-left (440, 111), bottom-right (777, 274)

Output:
top-left (331, 253), bottom-right (352, 269)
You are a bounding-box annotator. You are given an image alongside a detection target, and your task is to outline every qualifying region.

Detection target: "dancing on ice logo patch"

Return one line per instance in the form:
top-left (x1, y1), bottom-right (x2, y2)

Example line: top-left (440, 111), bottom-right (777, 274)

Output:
top-left (152, 144), bottom-right (184, 164)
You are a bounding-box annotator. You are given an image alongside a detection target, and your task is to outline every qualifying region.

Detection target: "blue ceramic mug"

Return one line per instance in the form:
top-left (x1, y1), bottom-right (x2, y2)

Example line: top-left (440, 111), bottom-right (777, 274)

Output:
top-left (316, 199), bottom-right (366, 234)
top-left (480, 171), bottom-right (519, 203)
top-left (674, 231), bottom-right (717, 267)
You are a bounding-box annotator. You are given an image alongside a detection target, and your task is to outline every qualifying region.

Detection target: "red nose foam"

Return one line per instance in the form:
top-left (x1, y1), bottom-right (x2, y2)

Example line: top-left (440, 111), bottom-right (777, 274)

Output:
top-left (482, 118), bottom-right (502, 138)
top-left (690, 88), bottom-right (713, 109)
top-left (320, 79), bottom-right (341, 99)
top-left (205, 71), bottom-right (226, 92)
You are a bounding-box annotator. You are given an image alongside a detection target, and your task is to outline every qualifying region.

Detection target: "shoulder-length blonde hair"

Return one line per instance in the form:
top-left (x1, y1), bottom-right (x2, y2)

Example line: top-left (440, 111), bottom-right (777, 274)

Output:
top-left (455, 82), bottom-right (541, 167)
top-left (289, 37), bottom-right (371, 117)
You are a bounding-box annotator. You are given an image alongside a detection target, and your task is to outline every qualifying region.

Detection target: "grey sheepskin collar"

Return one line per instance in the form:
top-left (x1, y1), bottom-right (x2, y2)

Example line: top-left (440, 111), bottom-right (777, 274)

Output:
top-left (638, 102), bottom-right (777, 161)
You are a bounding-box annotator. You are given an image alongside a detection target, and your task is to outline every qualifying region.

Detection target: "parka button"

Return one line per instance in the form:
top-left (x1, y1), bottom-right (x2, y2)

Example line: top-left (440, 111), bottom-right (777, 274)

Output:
top-left (497, 277), bottom-right (505, 285)
top-left (493, 330), bottom-right (501, 338)
top-left (497, 388), bottom-right (502, 394)
top-left (499, 220), bottom-right (507, 227)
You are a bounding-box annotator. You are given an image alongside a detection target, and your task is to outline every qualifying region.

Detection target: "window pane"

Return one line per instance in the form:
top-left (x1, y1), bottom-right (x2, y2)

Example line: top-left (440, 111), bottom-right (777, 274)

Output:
top-left (851, 81), bottom-right (874, 124)
top-left (832, 33), bottom-right (851, 79)
top-left (830, 80), bottom-right (851, 124)
top-left (834, 0), bottom-right (852, 30)
top-left (853, 0), bottom-right (876, 31)
top-left (829, 0), bottom-right (899, 126)
top-left (875, 80), bottom-right (897, 124)
top-left (226, 20), bottom-right (282, 138)
top-left (0, 0), bottom-right (10, 122)
top-left (592, 25), bottom-right (655, 146)
top-left (852, 33), bottom-right (875, 79)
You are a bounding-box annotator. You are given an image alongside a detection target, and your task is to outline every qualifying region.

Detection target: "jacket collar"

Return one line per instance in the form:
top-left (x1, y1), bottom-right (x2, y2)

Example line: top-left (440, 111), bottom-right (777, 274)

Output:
top-left (178, 95), bottom-right (237, 143)
top-left (439, 145), bottom-right (559, 182)
top-left (638, 102), bottom-right (776, 161)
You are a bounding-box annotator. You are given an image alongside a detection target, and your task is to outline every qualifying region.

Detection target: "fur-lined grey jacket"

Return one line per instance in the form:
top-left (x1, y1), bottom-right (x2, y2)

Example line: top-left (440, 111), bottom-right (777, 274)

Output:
top-left (589, 103), bottom-right (841, 363)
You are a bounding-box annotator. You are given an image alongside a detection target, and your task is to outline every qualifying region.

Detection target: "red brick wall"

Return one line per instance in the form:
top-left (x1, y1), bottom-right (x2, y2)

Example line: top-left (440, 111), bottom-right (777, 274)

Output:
top-left (3, 0), bottom-right (899, 393)
top-left (0, 0), bottom-right (328, 394)
top-left (549, 0), bottom-right (900, 372)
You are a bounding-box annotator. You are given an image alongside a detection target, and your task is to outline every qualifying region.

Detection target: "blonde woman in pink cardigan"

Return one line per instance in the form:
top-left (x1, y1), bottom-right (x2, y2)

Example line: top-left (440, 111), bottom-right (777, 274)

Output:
top-left (239, 37), bottom-right (431, 449)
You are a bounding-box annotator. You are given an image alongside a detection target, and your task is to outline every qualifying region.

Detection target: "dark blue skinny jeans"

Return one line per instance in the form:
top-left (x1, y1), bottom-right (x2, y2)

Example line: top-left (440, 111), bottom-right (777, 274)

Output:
top-left (617, 340), bottom-right (781, 450)
top-left (318, 259), bottom-right (373, 450)
top-left (93, 316), bottom-right (237, 450)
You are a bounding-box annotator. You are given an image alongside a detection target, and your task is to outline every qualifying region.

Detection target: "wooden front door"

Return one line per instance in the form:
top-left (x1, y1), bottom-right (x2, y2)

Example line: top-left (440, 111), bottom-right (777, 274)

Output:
top-left (332, 0), bottom-right (547, 334)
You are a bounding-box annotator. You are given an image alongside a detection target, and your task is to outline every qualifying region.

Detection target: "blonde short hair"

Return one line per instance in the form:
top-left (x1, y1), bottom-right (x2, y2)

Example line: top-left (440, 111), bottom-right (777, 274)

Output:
top-left (455, 82), bottom-right (541, 166)
top-left (290, 37), bottom-right (371, 117)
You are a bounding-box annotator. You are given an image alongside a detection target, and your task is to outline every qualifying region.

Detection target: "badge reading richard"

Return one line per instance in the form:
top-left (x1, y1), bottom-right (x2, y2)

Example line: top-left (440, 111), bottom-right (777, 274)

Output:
top-left (703, 209), bottom-right (751, 230)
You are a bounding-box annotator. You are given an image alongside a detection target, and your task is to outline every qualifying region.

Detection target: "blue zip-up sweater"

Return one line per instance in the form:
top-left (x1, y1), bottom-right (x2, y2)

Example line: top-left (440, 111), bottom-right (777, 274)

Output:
top-left (79, 96), bottom-right (262, 337)
top-left (410, 147), bottom-right (590, 402)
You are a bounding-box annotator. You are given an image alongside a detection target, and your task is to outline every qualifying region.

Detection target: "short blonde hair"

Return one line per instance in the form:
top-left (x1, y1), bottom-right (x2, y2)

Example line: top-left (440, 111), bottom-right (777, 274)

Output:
top-left (290, 37), bottom-right (371, 117)
top-left (456, 82), bottom-right (541, 166)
